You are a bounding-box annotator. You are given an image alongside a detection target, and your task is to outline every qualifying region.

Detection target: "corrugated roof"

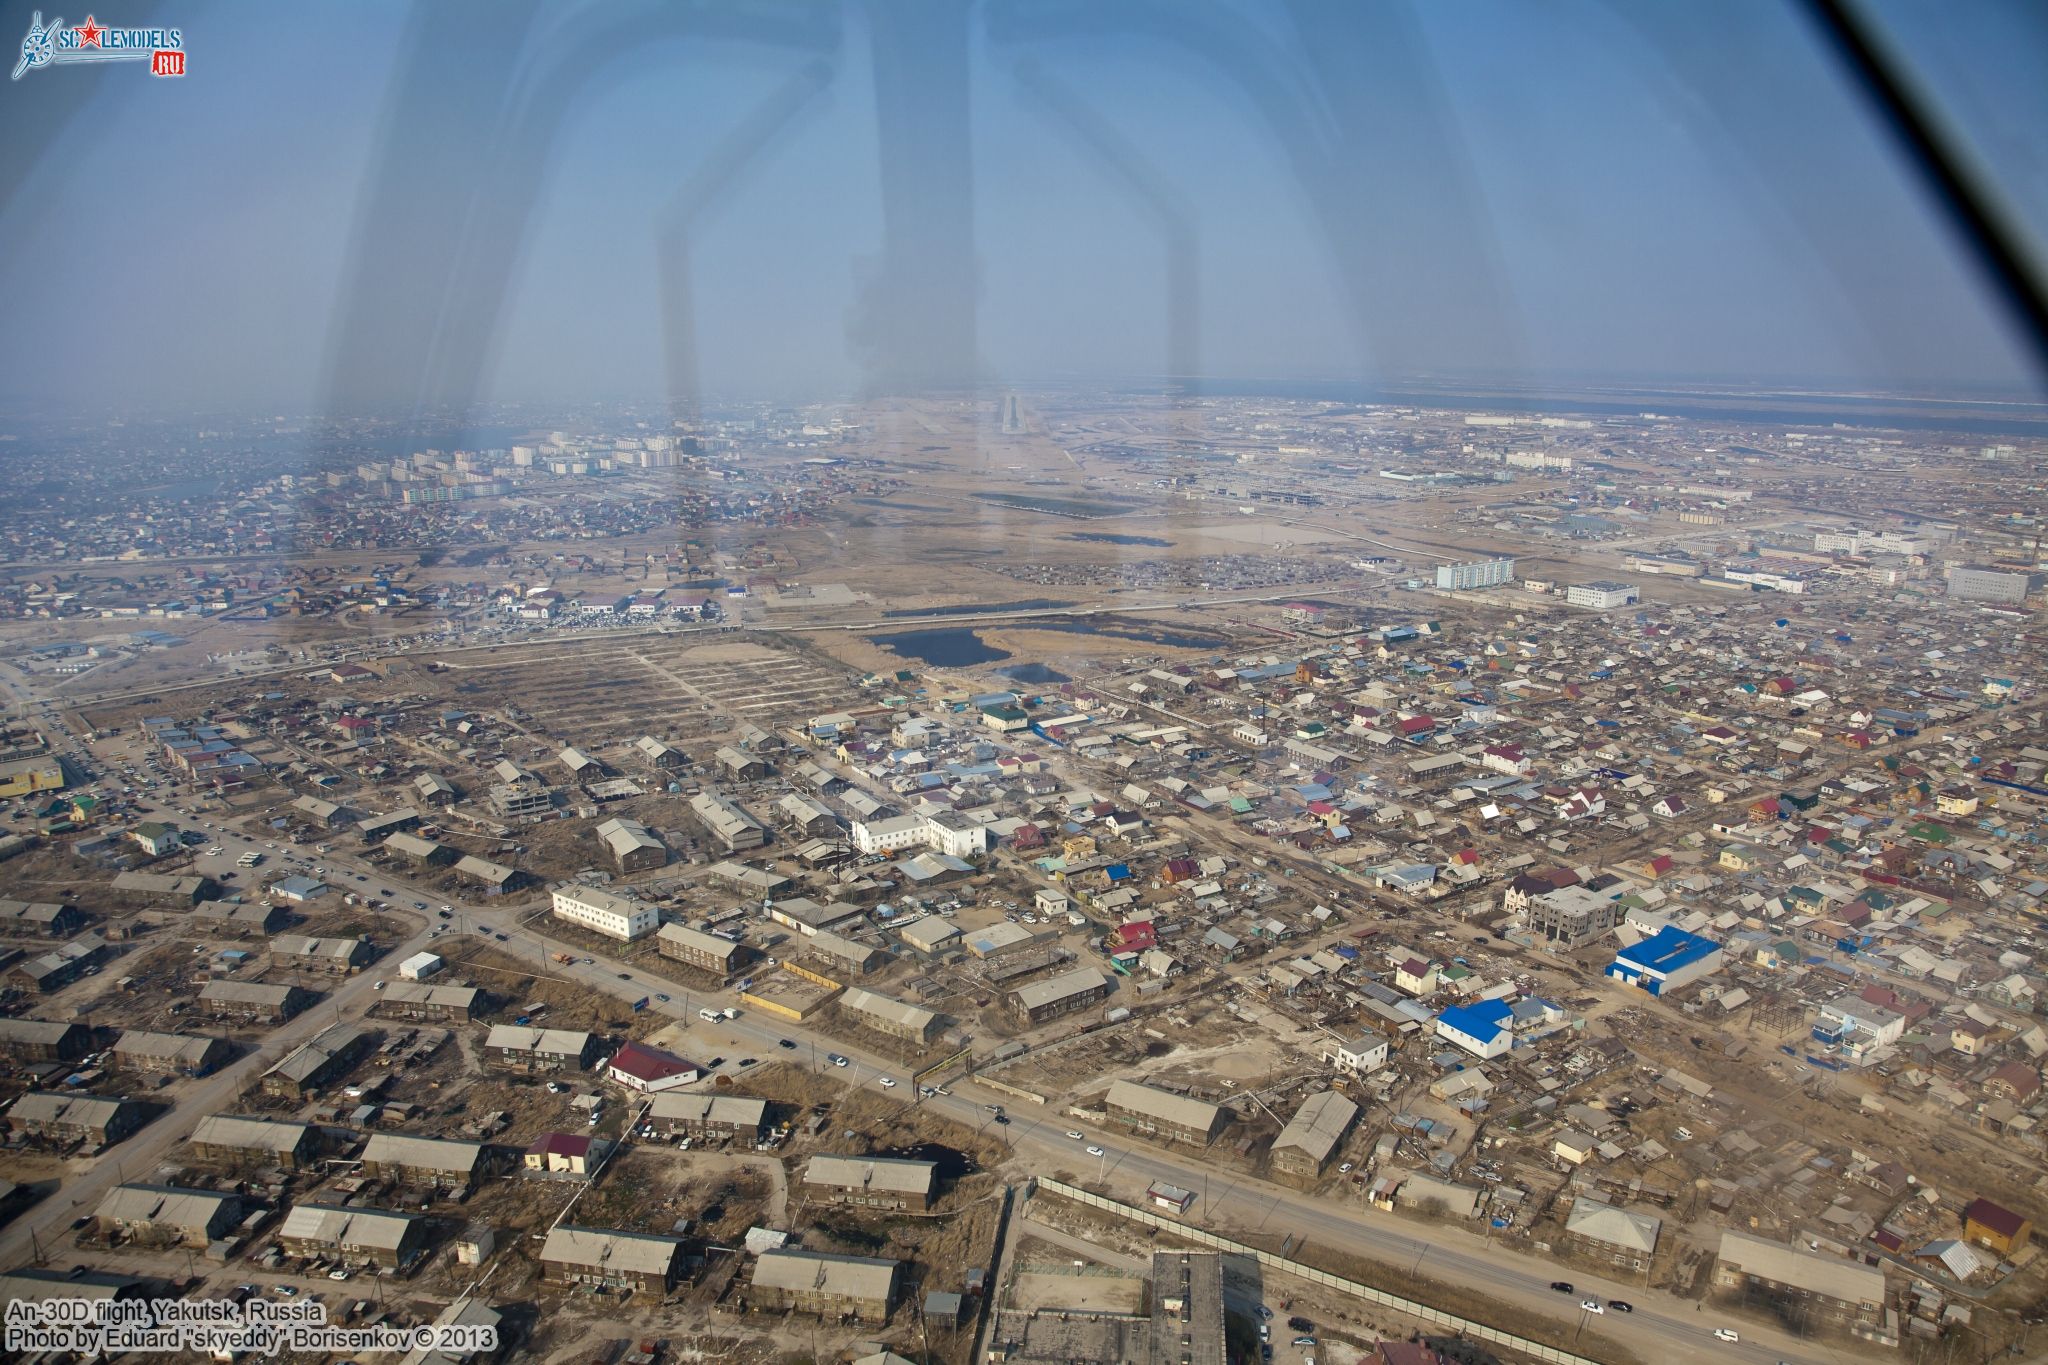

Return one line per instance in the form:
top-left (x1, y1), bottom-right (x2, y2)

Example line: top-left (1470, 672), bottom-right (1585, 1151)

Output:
top-left (804, 1154), bottom-right (937, 1195)
top-left (112, 1031), bottom-right (221, 1066)
top-left (1717, 1229), bottom-right (1884, 1306)
top-left (484, 1024), bottom-right (592, 1056)
top-left (279, 1203), bottom-right (420, 1251)
top-left (1271, 1091), bottom-right (1358, 1163)
top-left (1011, 966), bottom-right (1109, 1010)
top-left (362, 1133), bottom-right (485, 1174)
top-left (381, 981), bottom-right (479, 1009)
top-left (189, 1114), bottom-right (310, 1152)
top-left (1566, 1198), bottom-right (1662, 1255)
top-left (839, 987), bottom-right (937, 1033)
top-left (95, 1182), bottom-right (237, 1229)
top-left (1106, 1079), bottom-right (1224, 1134)
top-left (646, 1093), bottom-right (768, 1127)
top-left (751, 1248), bottom-right (900, 1300)
top-left (541, 1224), bottom-right (683, 1275)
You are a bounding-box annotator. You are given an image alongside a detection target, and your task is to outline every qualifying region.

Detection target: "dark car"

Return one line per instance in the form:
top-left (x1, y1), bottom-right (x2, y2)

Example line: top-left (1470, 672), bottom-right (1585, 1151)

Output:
top-left (778, 1039), bottom-right (797, 1049)
top-left (1608, 1301), bottom-right (1633, 1313)
top-left (1549, 1282), bottom-right (1574, 1294)
top-left (739, 1057), bottom-right (756, 1067)
top-left (1286, 1318), bottom-right (1314, 1333)
top-left (436, 909), bottom-right (451, 919)
top-left (616, 972), bottom-right (631, 980)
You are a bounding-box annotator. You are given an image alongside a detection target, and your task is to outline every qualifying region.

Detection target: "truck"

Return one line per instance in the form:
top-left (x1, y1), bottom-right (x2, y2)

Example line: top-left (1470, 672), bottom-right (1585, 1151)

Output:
top-left (552, 952), bottom-right (576, 966)
top-left (631, 997), bottom-right (649, 1012)
top-left (699, 1008), bottom-right (722, 1023)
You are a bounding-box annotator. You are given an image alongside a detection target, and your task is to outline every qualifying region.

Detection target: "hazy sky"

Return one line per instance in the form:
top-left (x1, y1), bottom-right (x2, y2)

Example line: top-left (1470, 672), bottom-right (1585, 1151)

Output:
top-left (1, 0), bottom-right (2044, 414)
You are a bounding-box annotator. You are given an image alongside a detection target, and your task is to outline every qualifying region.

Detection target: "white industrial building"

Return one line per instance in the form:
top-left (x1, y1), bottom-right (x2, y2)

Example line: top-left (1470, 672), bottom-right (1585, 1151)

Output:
top-left (399, 952), bottom-right (443, 981)
top-left (1565, 581), bottom-right (1640, 610)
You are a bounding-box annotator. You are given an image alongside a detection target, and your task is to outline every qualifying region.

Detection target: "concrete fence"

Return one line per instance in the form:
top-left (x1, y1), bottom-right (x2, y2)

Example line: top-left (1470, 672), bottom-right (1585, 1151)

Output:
top-left (1033, 1177), bottom-right (1605, 1365)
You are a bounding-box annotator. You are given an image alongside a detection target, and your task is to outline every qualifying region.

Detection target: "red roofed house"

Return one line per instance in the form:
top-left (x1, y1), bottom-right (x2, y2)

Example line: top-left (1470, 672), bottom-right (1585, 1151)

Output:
top-left (1749, 796), bottom-right (1783, 820)
top-left (605, 1041), bottom-right (700, 1094)
top-left (1161, 858), bottom-right (1199, 884)
top-left (1481, 744), bottom-right (1531, 777)
top-left (1964, 1198), bottom-right (2033, 1257)
top-left (1115, 921), bottom-right (1157, 952)
top-left (1397, 715), bottom-right (1436, 738)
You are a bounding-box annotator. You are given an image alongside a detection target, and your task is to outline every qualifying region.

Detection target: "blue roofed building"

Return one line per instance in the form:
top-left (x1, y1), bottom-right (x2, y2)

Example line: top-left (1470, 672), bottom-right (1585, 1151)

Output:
top-left (1435, 998), bottom-right (1515, 1059)
top-left (1607, 926), bottom-right (1724, 996)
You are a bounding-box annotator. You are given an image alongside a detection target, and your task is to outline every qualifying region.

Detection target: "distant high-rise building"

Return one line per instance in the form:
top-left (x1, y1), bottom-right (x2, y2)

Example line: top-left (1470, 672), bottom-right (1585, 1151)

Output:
top-left (1435, 558), bottom-right (1516, 591)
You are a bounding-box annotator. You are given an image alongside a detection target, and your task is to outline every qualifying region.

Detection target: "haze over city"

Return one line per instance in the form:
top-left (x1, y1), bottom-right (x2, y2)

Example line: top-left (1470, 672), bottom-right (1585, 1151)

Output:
top-left (3, 1), bottom-right (2047, 414)
top-left (3, 5), bottom-right (2048, 1365)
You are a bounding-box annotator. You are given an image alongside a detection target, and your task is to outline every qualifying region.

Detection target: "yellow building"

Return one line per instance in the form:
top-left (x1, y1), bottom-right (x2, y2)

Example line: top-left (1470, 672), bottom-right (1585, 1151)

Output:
top-left (0, 756), bottom-right (66, 800)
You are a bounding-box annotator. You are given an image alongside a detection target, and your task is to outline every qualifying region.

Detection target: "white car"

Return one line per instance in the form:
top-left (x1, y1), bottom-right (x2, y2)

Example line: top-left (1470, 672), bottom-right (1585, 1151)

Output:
top-left (1086, 1145), bottom-right (1105, 1157)
top-left (878, 1078), bottom-right (897, 1089)
top-left (1065, 1130), bottom-right (1086, 1140)
top-left (1581, 1300), bottom-right (1604, 1315)
top-left (830, 1055), bottom-right (849, 1067)
top-left (1712, 1329), bottom-right (1739, 1343)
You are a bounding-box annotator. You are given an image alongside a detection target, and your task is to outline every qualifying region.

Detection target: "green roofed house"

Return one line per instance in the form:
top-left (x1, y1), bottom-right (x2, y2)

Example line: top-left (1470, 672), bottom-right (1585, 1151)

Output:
top-left (981, 705), bottom-right (1030, 734)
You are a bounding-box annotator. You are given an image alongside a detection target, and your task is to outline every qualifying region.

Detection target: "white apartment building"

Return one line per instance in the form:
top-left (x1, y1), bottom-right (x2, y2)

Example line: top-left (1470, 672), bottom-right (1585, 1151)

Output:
top-left (851, 814), bottom-right (927, 855)
top-left (850, 811), bottom-right (990, 859)
top-left (1433, 558), bottom-right (1516, 591)
top-left (550, 885), bottom-right (658, 942)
